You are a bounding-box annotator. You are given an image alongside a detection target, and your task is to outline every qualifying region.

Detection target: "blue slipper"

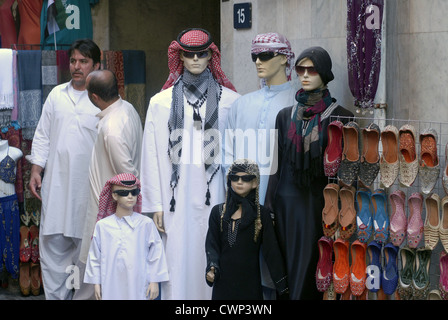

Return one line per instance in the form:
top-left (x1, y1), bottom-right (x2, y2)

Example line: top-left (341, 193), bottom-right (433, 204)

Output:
top-left (366, 240), bottom-right (382, 293)
top-left (382, 242), bottom-right (399, 295)
top-left (356, 188), bottom-right (373, 243)
top-left (372, 188), bottom-right (390, 244)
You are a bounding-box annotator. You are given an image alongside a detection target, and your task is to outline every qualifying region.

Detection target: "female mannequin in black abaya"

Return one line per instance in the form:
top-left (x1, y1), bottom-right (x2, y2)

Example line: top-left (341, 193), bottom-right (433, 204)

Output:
top-left (265, 47), bottom-right (353, 300)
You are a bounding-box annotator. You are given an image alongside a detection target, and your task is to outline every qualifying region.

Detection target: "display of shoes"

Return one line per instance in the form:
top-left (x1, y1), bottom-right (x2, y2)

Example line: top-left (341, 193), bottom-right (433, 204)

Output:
top-left (19, 262), bottom-right (31, 296)
top-left (338, 185), bottom-right (357, 240)
top-left (30, 263), bottom-right (41, 296)
top-left (389, 189), bottom-right (407, 247)
top-left (419, 128), bottom-right (440, 194)
top-left (440, 196), bottom-right (448, 253)
top-left (333, 238), bottom-right (350, 294)
top-left (324, 120), bottom-right (344, 177)
top-left (381, 243), bottom-right (399, 295)
top-left (338, 121), bottom-right (360, 186)
top-left (380, 125), bottom-right (399, 188)
top-left (412, 248), bottom-right (431, 300)
top-left (424, 192), bottom-right (440, 250)
top-left (371, 188), bottom-right (389, 244)
top-left (398, 124), bottom-right (418, 187)
top-left (439, 251), bottom-right (448, 300)
top-left (315, 236), bottom-right (334, 293)
top-left (366, 240), bottom-right (382, 293)
top-left (322, 183), bottom-right (340, 238)
top-left (358, 123), bottom-right (380, 187)
top-left (350, 240), bottom-right (367, 296)
top-left (398, 247), bottom-right (415, 300)
top-left (355, 188), bottom-right (373, 243)
top-left (428, 289), bottom-right (442, 300)
top-left (407, 192), bottom-right (424, 248)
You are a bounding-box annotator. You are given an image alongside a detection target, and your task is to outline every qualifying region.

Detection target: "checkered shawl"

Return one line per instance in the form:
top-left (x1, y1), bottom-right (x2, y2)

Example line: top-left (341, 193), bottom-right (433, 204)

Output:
top-left (162, 29), bottom-right (236, 92)
top-left (251, 32), bottom-right (295, 82)
top-left (97, 173), bottom-right (142, 221)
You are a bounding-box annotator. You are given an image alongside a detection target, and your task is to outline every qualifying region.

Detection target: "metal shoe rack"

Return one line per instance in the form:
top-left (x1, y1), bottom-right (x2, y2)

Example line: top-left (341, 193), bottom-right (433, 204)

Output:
top-left (328, 114), bottom-right (448, 300)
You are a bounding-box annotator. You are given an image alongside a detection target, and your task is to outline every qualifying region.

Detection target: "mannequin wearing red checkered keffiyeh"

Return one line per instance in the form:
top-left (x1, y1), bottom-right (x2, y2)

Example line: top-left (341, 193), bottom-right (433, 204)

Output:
top-left (97, 173), bottom-right (142, 221)
top-left (162, 28), bottom-right (236, 92)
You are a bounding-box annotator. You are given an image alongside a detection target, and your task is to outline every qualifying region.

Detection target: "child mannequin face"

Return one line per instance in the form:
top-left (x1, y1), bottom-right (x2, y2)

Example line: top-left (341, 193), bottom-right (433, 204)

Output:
top-left (230, 172), bottom-right (258, 198)
top-left (111, 185), bottom-right (139, 213)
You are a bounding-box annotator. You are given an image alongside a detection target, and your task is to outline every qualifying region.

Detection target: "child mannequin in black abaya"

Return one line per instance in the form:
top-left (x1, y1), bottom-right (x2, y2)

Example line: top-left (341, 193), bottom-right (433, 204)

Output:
top-left (205, 159), bottom-right (288, 300)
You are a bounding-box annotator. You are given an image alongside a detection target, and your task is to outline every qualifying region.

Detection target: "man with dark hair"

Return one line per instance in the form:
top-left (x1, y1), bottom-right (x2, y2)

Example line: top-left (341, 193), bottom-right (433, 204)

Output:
top-left (27, 38), bottom-right (101, 300)
top-left (74, 69), bottom-right (143, 300)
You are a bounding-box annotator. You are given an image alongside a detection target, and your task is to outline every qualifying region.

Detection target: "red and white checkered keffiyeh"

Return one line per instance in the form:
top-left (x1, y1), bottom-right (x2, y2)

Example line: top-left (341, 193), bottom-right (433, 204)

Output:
top-left (162, 28), bottom-right (236, 92)
top-left (97, 173), bottom-right (142, 221)
top-left (251, 32), bottom-right (295, 81)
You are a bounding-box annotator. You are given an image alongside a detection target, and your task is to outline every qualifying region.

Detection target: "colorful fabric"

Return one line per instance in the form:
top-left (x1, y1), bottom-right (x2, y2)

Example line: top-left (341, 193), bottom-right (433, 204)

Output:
top-left (97, 173), bottom-right (142, 221)
top-left (287, 87), bottom-right (333, 186)
top-left (251, 32), bottom-right (295, 81)
top-left (0, 49), bottom-right (14, 110)
top-left (162, 28), bottom-right (236, 92)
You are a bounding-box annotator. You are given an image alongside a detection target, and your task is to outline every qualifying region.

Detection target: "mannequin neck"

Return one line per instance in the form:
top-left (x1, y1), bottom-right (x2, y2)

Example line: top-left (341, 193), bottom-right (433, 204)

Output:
top-left (265, 71), bottom-right (288, 87)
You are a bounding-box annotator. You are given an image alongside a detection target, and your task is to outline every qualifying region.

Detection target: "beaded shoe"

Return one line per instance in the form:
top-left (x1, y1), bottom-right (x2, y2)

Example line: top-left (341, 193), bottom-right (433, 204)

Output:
top-left (443, 143), bottom-right (448, 196)
top-left (338, 121), bottom-right (360, 187)
top-left (419, 128), bottom-right (440, 194)
top-left (439, 251), bottom-right (448, 300)
top-left (358, 123), bottom-right (380, 187)
top-left (372, 188), bottom-right (389, 244)
top-left (338, 185), bottom-right (357, 240)
top-left (440, 196), bottom-right (448, 253)
top-left (424, 193), bottom-right (440, 250)
top-left (398, 247), bottom-right (415, 300)
top-left (389, 189), bottom-right (407, 247)
top-left (322, 183), bottom-right (340, 238)
top-left (381, 243), bottom-right (399, 295)
top-left (398, 124), bottom-right (418, 188)
top-left (316, 236), bottom-right (334, 293)
top-left (20, 226), bottom-right (31, 263)
top-left (350, 240), bottom-right (367, 296)
top-left (412, 248), bottom-right (431, 300)
top-left (407, 192), bottom-right (424, 248)
top-left (324, 120), bottom-right (344, 177)
top-left (380, 125), bottom-right (399, 188)
top-left (366, 240), bottom-right (382, 293)
top-left (355, 188), bottom-right (373, 243)
top-left (333, 238), bottom-right (350, 294)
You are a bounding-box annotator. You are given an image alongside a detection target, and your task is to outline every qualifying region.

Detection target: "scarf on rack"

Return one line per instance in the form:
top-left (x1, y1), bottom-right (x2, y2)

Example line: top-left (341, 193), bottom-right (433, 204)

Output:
top-left (97, 173), bottom-right (142, 221)
top-left (168, 68), bottom-right (222, 212)
top-left (221, 159), bottom-right (262, 243)
top-left (0, 49), bottom-right (14, 110)
top-left (287, 86), bottom-right (333, 186)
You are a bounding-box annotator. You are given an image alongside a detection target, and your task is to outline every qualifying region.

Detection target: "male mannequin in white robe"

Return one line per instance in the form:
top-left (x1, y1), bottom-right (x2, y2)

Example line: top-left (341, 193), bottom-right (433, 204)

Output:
top-left (140, 28), bottom-right (239, 300)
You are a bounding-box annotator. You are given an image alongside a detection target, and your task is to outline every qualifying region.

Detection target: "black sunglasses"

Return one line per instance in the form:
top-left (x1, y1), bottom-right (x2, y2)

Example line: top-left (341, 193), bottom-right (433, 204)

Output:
top-left (229, 174), bottom-right (256, 182)
top-left (113, 188), bottom-right (141, 197)
top-left (251, 52), bottom-right (278, 62)
top-left (295, 65), bottom-right (319, 76)
top-left (182, 50), bottom-right (210, 59)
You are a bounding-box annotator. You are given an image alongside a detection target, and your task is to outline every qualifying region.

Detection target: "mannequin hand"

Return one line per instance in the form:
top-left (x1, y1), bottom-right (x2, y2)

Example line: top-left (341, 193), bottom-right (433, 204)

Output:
top-left (94, 284), bottom-right (102, 300)
top-left (29, 165), bottom-right (43, 201)
top-left (206, 267), bottom-right (215, 283)
top-left (146, 282), bottom-right (159, 300)
top-left (153, 211), bottom-right (165, 233)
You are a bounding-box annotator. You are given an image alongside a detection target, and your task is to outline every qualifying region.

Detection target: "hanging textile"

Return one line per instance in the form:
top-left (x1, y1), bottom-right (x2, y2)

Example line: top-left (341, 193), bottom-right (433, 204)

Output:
top-left (0, 49), bottom-right (14, 110)
top-left (17, 0), bottom-right (44, 49)
top-left (346, 0), bottom-right (383, 111)
top-left (41, 50), bottom-right (57, 103)
top-left (17, 50), bottom-right (42, 140)
top-left (104, 50), bottom-right (125, 99)
top-left (0, 0), bottom-right (19, 49)
top-left (39, 0), bottom-right (99, 50)
top-left (122, 50), bottom-right (146, 124)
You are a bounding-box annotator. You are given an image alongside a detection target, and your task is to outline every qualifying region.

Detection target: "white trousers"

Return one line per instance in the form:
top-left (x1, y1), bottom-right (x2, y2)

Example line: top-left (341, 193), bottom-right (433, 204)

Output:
top-left (39, 234), bottom-right (81, 300)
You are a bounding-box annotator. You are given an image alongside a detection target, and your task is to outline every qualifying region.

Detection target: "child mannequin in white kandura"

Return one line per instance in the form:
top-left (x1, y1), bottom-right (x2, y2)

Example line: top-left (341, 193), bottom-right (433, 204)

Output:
top-left (0, 139), bottom-right (22, 197)
top-left (84, 173), bottom-right (169, 300)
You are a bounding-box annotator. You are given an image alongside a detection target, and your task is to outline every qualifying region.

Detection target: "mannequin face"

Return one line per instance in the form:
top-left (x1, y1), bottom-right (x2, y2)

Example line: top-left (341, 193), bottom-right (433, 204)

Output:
top-left (180, 50), bottom-right (211, 75)
top-left (69, 49), bottom-right (100, 91)
top-left (296, 58), bottom-right (324, 91)
top-left (112, 185), bottom-right (139, 213)
top-left (254, 53), bottom-right (288, 86)
top-left (230, 172), bottom-right (258, 198)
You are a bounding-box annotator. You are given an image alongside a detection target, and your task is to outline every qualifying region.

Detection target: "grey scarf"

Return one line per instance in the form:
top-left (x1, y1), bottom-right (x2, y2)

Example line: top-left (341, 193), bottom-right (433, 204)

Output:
top-left (168, 68), bottom-right (222, 211)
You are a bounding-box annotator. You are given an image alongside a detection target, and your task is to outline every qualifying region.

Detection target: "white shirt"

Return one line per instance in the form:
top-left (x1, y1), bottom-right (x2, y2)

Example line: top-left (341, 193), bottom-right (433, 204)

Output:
top-left (27, 81), bottom-right (100, 238)
top-left (84, 212), bottom-right (169, 300)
